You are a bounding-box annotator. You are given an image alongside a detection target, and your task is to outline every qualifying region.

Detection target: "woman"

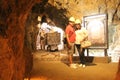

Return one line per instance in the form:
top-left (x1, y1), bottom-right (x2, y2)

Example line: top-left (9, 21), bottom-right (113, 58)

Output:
top-left (74, 19), bottom-right (88, 68)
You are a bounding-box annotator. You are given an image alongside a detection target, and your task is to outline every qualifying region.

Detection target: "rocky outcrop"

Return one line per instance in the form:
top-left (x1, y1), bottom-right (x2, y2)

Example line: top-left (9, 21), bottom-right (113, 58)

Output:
top-left (48, 0), bottom-right (120, 24)
top-left (0, 0), bottom-right (42, 80)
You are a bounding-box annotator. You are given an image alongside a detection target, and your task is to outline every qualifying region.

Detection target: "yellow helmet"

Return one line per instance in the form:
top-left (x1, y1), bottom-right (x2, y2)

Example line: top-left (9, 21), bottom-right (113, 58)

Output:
top-left (69, 17), bottom-right (75, 22)
top-left (75, 19), bottom-right (81, 24)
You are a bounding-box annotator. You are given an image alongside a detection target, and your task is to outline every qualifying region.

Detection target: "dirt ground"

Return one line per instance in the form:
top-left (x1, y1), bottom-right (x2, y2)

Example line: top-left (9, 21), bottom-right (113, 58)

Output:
top-left (27, 50), bottom-right (118, 80)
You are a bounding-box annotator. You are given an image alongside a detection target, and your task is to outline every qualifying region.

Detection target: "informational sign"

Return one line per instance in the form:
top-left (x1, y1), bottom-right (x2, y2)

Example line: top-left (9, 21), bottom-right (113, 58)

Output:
top-left (83, 14), bottom-right (108, 49)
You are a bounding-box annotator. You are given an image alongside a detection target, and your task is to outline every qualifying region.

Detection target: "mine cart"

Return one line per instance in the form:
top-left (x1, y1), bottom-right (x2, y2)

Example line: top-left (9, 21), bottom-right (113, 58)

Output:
top-left (45, 32), bottom-right (61, 51)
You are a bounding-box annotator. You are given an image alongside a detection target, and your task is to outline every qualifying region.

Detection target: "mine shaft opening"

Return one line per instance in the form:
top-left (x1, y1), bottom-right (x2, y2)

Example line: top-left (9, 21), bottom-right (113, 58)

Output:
top-left (25, 1), bottom-right (68, 53)
top-left (23, 1), bottom-right (69, 79)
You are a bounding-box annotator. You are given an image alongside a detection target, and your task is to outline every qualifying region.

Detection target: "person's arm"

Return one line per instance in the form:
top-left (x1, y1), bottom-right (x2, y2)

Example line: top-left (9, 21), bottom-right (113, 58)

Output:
top-left (66, 34), bottom-right (70, 44)
top-left (66, 34), bottom-right (72, 49)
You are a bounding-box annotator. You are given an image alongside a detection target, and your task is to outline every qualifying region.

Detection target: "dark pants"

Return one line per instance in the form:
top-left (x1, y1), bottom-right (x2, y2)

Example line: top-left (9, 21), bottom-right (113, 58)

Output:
top-left (75, 44), bottom-right (86, 64)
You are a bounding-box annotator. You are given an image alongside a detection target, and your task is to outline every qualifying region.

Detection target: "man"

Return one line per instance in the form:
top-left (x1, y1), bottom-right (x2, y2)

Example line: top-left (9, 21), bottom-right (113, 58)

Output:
top-left (65, 17), bottom-right (77, 68)
top-left (40, 15), bottom-right (51, 50)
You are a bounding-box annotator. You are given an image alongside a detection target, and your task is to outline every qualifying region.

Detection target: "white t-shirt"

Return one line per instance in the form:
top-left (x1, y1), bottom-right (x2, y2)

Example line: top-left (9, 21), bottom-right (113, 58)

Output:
top-left (41, 22), bottom-right (51, 33)
top-left (75, 27), bottom-right (88, 44)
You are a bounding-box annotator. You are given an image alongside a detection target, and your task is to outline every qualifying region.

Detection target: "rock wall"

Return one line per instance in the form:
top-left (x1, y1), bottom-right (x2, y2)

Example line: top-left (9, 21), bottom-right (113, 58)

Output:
top-left (0, 0), bottom-right (42, 80)
top-left (48, 0), bottom-right (120, 24)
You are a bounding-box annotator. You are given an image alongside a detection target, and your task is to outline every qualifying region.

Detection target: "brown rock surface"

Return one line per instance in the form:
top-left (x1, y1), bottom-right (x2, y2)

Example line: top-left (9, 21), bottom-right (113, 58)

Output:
top-left (0, 0), bottom-right (42, 80)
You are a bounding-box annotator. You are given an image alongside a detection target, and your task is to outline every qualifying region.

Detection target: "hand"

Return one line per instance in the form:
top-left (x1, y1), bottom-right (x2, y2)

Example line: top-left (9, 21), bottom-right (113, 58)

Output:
top-left (67, 43), bottom-right (71, 49)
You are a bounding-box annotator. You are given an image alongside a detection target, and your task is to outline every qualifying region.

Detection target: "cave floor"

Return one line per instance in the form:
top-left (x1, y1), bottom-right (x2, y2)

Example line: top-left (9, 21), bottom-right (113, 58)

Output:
top-left (28, 50), bottom-right (118, 80)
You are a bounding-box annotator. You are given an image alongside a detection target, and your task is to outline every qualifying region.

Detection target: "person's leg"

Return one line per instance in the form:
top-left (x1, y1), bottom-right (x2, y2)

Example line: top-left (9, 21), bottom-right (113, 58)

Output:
top-left (68, 54), bottom-right (73, 64)
top-left (81, 48), bottom-right (86, 64)
top-left (42, 39), bottom-right (45, 50)
top-left (40, 40), bottom-right (43, 50)
top-left (67, 43), bottom-right (73, 64)
top-left (80, 48), bottom-right (86, 67)
top-left (75, 44), bottom-right (84, 67)
top-left (67, 43), bottom-right (77, 68)
top-left (75, 44), bottom-right (81, 63)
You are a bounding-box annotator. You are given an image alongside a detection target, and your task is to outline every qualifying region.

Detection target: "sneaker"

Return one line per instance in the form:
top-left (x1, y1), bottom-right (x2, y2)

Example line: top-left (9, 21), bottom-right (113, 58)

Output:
top-left (82, 64), bottom-right (86, 68)
top-left (78, 64), bottom-right (83, 67)
top-left (70, 64), bottom-right (77, 69)
top-left (72, 63), bottom-right (77, 66)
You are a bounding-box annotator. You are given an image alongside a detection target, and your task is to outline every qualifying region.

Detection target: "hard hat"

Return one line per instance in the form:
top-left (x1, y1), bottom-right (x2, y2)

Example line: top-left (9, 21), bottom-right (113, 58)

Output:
top-left (75, 19), bottom-right (81, 24)
top-left (69, 17), bottom-right (75, 22)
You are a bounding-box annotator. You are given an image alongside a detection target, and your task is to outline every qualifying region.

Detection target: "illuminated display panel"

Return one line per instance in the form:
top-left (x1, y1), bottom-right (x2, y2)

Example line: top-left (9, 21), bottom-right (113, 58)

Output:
top-left (83, 14), bottom-right (108, 49)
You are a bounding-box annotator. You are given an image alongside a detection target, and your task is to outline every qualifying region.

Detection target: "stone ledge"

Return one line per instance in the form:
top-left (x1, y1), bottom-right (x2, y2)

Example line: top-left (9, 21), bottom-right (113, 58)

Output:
top-left (33, 51), bottom-right (111, 63)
